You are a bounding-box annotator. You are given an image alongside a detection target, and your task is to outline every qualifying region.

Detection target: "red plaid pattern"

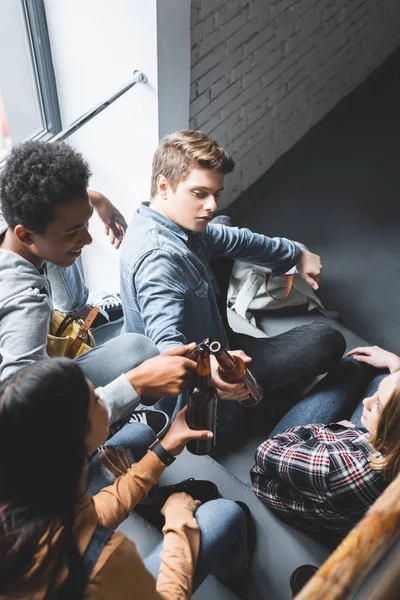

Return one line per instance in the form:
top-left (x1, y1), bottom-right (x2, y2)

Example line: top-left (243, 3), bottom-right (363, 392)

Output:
top-left (251, 423), bottom-right (388, 546)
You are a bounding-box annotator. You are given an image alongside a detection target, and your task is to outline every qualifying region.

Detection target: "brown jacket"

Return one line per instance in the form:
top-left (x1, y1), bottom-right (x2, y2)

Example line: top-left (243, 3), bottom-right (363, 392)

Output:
top-left (5, 451), bottom-right (200, 600)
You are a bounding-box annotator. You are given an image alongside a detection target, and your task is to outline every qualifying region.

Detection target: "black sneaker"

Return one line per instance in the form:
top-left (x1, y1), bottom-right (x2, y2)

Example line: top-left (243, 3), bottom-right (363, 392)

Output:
top-left (290, 565), bottom-right (318, 597)
top-left (91, 306), bottom-right (111, 328)
top-left (135, 477), bottom-right (220, 530)
top-left (98, 293), bottom-right (124, 322)
top-left (109, 409), bottom-right (169, 439)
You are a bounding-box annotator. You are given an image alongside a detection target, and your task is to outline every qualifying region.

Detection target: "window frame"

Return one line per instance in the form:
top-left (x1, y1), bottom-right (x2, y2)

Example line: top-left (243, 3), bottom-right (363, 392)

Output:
top-left (0, 0), bottom-right (61, 166)
top-left (23, 0), bottom-right (62, 138)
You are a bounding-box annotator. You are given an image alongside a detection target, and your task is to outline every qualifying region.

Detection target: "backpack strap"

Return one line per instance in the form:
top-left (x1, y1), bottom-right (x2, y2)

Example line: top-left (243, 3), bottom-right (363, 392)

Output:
top-left (82, 524), bottom-right (114, 577)
top-left (264, 272), bottom-right (295, 301)
top-left (65, 307), bottom-right (99, 359)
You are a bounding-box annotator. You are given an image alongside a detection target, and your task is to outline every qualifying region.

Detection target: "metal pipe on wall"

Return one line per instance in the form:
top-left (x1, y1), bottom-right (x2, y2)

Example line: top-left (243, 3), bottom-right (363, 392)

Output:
top-left (51, 70), bottom-right (147, 143)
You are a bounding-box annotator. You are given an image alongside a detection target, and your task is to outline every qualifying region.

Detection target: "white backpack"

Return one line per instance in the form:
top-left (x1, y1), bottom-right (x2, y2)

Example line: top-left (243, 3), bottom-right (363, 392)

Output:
top-left (227, 244), bottom-right (326, 327)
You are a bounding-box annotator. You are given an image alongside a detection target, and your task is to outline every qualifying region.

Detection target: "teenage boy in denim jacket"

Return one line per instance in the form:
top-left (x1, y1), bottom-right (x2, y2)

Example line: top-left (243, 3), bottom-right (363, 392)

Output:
top-left (120, 130), bottom-right (345, 430)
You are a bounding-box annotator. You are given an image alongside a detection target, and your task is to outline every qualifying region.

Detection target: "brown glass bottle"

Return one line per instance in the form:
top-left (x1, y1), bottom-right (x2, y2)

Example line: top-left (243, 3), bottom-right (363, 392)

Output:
top-left (186, 346), bottom-right (217, 455)
top-left (209, 340), bottom-right (263, 407)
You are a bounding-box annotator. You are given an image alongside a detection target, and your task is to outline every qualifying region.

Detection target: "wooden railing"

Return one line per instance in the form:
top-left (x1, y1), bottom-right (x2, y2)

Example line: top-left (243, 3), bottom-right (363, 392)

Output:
top-left (294, 474), bottom-right (400, 600)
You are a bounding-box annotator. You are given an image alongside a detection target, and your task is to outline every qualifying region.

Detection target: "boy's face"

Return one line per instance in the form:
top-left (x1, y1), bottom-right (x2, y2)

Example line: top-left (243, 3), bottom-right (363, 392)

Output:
top-left (159, 167), bottom-right (224, 232)
top-left (26, 194), bottom-right (93, 267)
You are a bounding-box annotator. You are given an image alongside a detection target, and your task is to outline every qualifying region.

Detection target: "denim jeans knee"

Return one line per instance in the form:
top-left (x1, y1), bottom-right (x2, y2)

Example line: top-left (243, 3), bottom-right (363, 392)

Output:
top-left (86, 422), bottom-right (156, 496)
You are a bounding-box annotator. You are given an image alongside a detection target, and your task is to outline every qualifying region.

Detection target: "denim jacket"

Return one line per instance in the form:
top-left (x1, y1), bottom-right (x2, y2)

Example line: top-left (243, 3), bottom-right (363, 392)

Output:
top-left (120, 202), bottom-right (301, 351)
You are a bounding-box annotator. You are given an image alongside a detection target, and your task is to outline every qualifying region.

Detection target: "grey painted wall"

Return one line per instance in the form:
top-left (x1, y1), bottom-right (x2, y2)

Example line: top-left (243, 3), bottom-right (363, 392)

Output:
top-left (230, 50), bottom-right (400, 354)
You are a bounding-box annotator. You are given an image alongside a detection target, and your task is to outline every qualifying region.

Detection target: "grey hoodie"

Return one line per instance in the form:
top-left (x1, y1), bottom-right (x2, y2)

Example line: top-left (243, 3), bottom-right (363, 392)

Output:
top-left (0, 244), bottom-right (140, 423)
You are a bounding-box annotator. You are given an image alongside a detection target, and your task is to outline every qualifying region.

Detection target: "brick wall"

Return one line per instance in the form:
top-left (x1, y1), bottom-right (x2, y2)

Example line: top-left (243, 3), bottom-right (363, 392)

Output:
top-left (190, 0), bottom-right (400, 208)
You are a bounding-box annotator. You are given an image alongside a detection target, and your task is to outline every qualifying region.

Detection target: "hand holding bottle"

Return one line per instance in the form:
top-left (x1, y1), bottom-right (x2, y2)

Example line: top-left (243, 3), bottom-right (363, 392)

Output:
top-left (126, 343), bottom-right (197, 401)
top-left (162, 406), bottom-right (213, 456)
top-left (211, 350), bottom-right (252, 401)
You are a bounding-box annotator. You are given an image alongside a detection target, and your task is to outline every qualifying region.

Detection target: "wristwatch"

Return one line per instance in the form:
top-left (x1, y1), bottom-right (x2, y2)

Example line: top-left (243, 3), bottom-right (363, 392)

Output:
top-left (148, 439), bottom-right (176, 466)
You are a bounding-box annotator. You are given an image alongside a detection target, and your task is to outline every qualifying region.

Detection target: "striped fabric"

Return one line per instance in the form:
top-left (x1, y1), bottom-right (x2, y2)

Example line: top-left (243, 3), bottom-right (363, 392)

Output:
top-left (251, 423), bottom-right (388, 546)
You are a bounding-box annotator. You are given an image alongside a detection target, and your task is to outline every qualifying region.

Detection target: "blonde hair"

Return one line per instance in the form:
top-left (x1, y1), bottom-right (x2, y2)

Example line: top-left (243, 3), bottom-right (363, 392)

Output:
top-left (370, 376), bottom-right (400, 481)
top-left (150, 130), bottom-right (234, 198)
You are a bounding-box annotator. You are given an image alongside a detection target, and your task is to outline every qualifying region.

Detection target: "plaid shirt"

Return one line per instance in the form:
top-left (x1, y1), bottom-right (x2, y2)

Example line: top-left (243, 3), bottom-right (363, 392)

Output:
top-left (251, 423), bottom-right (388, 546)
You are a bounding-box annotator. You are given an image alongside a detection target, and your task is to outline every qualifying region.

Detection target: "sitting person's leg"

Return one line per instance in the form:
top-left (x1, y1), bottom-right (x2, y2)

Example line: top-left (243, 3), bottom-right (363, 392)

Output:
top-left (75, 332), bottom-right (159, 388)
top-left (47, 260), bottom-right (89, 315)
top-left (86, 422), bottom-right (157, 496)
top-left (143, 498), bottom-right (248, 593)
top-left (268, 358), bottom-right (378, 438)
top-left (230, 323), bottom-right (345, 394)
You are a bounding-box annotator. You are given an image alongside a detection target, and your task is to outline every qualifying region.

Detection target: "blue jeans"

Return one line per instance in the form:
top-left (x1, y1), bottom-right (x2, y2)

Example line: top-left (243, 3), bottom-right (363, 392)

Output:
top-left (86, 422), bottom-right (157, 496)
top-left (75, 331), bottom-right (159, 389)
top-left (47, 261), bottom-right (89, 315)
top-left (144, 499), bottom-right (248, 592)
top-left (269, 357), bottom-right (386, 437)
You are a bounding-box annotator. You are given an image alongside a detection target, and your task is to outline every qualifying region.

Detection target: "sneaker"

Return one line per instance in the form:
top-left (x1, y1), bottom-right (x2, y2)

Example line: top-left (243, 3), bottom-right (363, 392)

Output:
top-left (98, 293), bottom-right (124, 322)
top-left (91, 305), bottom-right (111, 328)
top-left (135, 477), bottom-right (220, 530)
top-left (109, 409), bottom-right (169, 439)
top-left (290, 565), bottom-right (318, 597)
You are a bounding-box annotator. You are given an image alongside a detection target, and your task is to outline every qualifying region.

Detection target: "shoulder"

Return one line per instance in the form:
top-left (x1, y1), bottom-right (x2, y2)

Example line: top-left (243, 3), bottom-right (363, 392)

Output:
top-left (122, 219), bottom-right (184, 267)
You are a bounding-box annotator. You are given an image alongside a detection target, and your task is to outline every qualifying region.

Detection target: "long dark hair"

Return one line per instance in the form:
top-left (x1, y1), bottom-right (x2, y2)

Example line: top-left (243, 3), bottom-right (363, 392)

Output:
top-left (0, 358), bottom-right (91, 598)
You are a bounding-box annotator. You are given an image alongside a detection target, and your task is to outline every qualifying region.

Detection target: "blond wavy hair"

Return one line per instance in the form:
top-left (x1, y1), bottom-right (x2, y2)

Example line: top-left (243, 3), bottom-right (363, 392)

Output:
top-left (370, 375), bottom-right (400, 481)
top-left (150, 130), bottom-right (235, 198)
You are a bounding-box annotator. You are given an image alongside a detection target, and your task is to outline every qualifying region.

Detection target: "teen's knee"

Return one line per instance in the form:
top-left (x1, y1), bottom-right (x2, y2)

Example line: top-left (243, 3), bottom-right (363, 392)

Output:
top-left (196, 499), bottom-right (244, 532)
top-left (107, 333), bottom-right (160, 364)
top-left (310, 323), bottom-right (346, 367)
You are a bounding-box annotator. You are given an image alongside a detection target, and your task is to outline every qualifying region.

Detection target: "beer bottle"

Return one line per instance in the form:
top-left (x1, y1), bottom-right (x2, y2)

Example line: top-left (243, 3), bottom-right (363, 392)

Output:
top-left (186, 345), bottom-right (217, 455)
top-left (185, 337), bottom-right (212, 361)
top-left (208, 340), bottom-right (263, 407)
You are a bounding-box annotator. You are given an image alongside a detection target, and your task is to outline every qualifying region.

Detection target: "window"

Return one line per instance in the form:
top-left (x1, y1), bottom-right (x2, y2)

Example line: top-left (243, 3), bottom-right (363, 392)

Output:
top-left (0, 0), bottom-right (61, 161)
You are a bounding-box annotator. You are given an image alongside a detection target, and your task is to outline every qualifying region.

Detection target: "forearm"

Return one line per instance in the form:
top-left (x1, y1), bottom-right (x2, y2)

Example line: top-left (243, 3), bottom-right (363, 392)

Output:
top-left (208, 225), bottom-right (301, 274)
top-left (93, 450), bottom-right (165, 529)
top-left (387, 354), bottom-right (400, 373)
top-left (88, 189), bottom-right (102, 205)
top-left (157, 505), bottom-right (200, 600)
top-left (96, 374), bottom-right (141, 424)
top-left (46, 261), bottom-right (88, 315)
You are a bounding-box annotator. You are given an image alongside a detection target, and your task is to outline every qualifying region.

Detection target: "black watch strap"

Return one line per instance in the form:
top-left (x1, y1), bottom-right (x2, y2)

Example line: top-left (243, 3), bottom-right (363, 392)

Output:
top-left (149, 439), bottom-right (176, 466)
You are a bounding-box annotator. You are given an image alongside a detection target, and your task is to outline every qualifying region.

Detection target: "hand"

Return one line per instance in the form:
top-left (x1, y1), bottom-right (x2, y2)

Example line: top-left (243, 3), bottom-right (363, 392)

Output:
top-left (89, 190), bottom-right (128, 249)
top-left (336, 420), bottom-right (356, 428)
top-left (126, 344), bottom-right (197, 400)
top-left (211, 350), bottom-right (252, 401)
top-left (161, 406), bottom-right (213, 456)
top-left (161, 492), bottom-right (201, 516)
top-left (296, 249), bottom-right (322, 290)
top-left (347, 346), bottom-right (400, 373)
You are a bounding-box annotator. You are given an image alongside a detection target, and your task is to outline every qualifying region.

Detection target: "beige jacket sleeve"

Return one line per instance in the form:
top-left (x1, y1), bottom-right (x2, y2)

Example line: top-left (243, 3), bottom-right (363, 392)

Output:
top-left (157, 502), bottom-right (200, 599)
top-left (91, 451), bottom-right (200, 600)
top-left (93, 450), bottom-right (165, 529)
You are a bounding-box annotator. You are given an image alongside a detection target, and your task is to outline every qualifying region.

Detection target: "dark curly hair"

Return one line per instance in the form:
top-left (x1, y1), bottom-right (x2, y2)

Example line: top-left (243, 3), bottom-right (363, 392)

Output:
top-left (0, 141), bottom-right (92, 233)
